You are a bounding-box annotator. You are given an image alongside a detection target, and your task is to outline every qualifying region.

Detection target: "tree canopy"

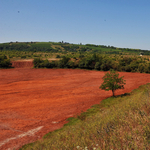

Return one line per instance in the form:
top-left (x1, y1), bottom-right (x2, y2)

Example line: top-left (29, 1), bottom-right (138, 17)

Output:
top-left (100, 70), bottom-right (126, 96)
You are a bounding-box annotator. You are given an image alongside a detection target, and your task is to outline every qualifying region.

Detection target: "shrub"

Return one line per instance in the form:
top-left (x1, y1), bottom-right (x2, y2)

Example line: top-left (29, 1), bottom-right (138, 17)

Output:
top-left (0, 55), bottom-right (12, 68)
top-left (56, 55), bottom-right (61, 58)
top-left (21, 55), bottom-right (26, 58)
top-left (33, 58), bottom-right (44, 68)
top-left (95, 62), bottom-right (101, 70)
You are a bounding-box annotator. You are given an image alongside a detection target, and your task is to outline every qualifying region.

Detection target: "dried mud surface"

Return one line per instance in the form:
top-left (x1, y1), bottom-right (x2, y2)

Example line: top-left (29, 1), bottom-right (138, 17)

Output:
top-left (0, 68), bottom-right (150, 150)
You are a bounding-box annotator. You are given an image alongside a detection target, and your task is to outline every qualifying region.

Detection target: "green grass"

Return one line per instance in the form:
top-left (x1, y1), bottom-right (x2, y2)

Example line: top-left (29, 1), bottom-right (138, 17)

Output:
top-left (20, 83), bottom-right (150, 150)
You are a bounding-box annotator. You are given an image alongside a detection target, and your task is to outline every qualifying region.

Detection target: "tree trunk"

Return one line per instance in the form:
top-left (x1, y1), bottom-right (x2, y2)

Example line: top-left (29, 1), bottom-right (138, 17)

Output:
top-left (112, 90), bottom-right (115, 96)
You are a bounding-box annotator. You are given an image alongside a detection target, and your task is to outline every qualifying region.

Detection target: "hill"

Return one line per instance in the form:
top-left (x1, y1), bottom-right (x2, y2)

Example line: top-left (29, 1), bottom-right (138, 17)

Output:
top-left (0, 41), bottom-right (150, 56)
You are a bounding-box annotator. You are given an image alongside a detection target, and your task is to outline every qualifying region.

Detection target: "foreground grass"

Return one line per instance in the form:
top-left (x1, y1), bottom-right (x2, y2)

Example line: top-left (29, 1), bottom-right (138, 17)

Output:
top-left (20, 84), bottom-right (150, 150)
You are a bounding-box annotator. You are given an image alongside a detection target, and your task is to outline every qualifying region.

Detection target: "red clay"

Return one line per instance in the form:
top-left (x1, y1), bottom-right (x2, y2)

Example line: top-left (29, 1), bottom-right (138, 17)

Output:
top-left (0, 68), bottom-right (150, 150)
top-left (11, 60), bottom-right (34, 68)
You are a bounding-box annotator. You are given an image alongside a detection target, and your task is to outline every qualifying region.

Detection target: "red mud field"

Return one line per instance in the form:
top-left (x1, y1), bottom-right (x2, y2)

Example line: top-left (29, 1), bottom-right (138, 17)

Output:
top-left (1, 68), bottom-right (150, 150)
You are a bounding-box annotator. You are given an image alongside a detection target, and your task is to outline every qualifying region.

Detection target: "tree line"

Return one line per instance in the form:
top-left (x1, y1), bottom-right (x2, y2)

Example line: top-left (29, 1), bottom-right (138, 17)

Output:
top-left (33, 54), bottom-right (150, 73)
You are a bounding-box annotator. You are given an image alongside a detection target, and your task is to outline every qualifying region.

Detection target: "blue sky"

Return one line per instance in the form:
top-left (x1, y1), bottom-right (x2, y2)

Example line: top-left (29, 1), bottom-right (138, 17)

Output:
top-left (1, 0), bottom-right (150, 50)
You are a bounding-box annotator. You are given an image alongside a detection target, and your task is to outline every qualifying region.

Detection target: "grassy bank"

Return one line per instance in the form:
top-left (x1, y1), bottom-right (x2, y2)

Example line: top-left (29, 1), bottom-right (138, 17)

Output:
top-left (21, 83), bottom-right (150, 150)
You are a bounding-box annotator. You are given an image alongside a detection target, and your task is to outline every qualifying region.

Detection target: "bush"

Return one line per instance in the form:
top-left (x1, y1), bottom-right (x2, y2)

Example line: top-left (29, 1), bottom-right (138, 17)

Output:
top-left (138, 64), bottom-right (145, 73)
top-left (49, 61), bottom-right (56, 68)
top-left (40, 59), bottom-right (50, 68)
top-left (124, 65), bottom-right (132, 72)
top-left (33, 58), bottom-right (44, 68)
top-left (0, 55), bottom-right (12, 68)
top-left (66, 61), bottom-right (75, 68)
top-left (56, 55), bottom-right (61, 58)
top-left (57, 56), bottom-right (70, 68)
top-left (130, 62), bottom-right (139, 72)
top-left (95, 62), bottom-right (101, 70)
top-left (21, 55), bottom-right (26, 58)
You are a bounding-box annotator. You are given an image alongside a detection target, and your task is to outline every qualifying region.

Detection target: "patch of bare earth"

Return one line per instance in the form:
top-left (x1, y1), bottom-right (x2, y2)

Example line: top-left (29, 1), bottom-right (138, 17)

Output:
top-left (11, 60), bottom-right (34, 68)
top-left (1, 68), bottom-right (150, 149)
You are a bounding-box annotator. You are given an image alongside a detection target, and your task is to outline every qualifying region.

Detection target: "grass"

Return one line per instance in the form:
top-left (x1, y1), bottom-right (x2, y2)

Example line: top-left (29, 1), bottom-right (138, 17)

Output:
top-left (20, 83), bottom-right (150, 150)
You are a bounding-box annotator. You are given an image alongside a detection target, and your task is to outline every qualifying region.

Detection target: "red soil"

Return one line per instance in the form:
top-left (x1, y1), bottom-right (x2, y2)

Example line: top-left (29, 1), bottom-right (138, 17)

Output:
top-left (11, 60), bottom-right (34, 68)
top-left (0, 68), bottom-right (150, 150)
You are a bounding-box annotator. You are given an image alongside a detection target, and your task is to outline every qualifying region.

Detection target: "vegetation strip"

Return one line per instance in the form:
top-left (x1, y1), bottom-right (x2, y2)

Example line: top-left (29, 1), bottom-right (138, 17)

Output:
top-left (1, 42), bottom-right (150, 74)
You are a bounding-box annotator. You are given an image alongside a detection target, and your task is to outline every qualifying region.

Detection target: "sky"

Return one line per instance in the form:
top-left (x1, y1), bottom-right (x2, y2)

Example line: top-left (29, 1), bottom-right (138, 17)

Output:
top-left (0, 0), bottom-right (150, 50)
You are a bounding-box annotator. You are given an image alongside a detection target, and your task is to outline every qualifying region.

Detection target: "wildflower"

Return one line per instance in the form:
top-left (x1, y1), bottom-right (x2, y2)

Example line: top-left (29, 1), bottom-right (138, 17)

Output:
top-left (77, 146), bottom-right (80, 149)
top-left (85, 146), bottom-right (88, 150)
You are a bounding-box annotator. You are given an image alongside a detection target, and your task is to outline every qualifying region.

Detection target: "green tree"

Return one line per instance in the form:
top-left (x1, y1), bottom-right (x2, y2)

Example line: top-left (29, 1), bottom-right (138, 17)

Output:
top-left (100, 70), bottom-right (126, 96)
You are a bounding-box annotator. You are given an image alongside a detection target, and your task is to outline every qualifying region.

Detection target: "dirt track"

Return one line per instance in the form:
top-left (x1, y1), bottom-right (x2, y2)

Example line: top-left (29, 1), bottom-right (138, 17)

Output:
top-left (1, 68), bottom-right (150, 150)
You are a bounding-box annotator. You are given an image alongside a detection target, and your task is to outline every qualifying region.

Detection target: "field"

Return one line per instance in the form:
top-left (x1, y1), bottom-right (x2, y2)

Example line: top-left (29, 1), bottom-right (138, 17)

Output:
top-left (1, 66), bottom-right (150, 149)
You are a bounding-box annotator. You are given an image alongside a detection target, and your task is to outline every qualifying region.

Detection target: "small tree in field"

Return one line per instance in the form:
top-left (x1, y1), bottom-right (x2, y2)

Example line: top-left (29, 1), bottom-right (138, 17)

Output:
top-left (100, 70), bottom-right (126, 96)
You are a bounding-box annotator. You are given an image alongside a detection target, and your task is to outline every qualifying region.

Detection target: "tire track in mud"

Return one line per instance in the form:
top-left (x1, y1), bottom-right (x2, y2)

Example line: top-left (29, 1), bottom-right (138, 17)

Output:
top-left (0, 126), bottom-right (43, 147)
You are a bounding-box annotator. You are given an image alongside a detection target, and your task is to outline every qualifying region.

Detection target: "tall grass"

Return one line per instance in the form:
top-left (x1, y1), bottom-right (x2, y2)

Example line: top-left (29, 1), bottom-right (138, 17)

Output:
top-left (20, 83), bottom-right (150, 150)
